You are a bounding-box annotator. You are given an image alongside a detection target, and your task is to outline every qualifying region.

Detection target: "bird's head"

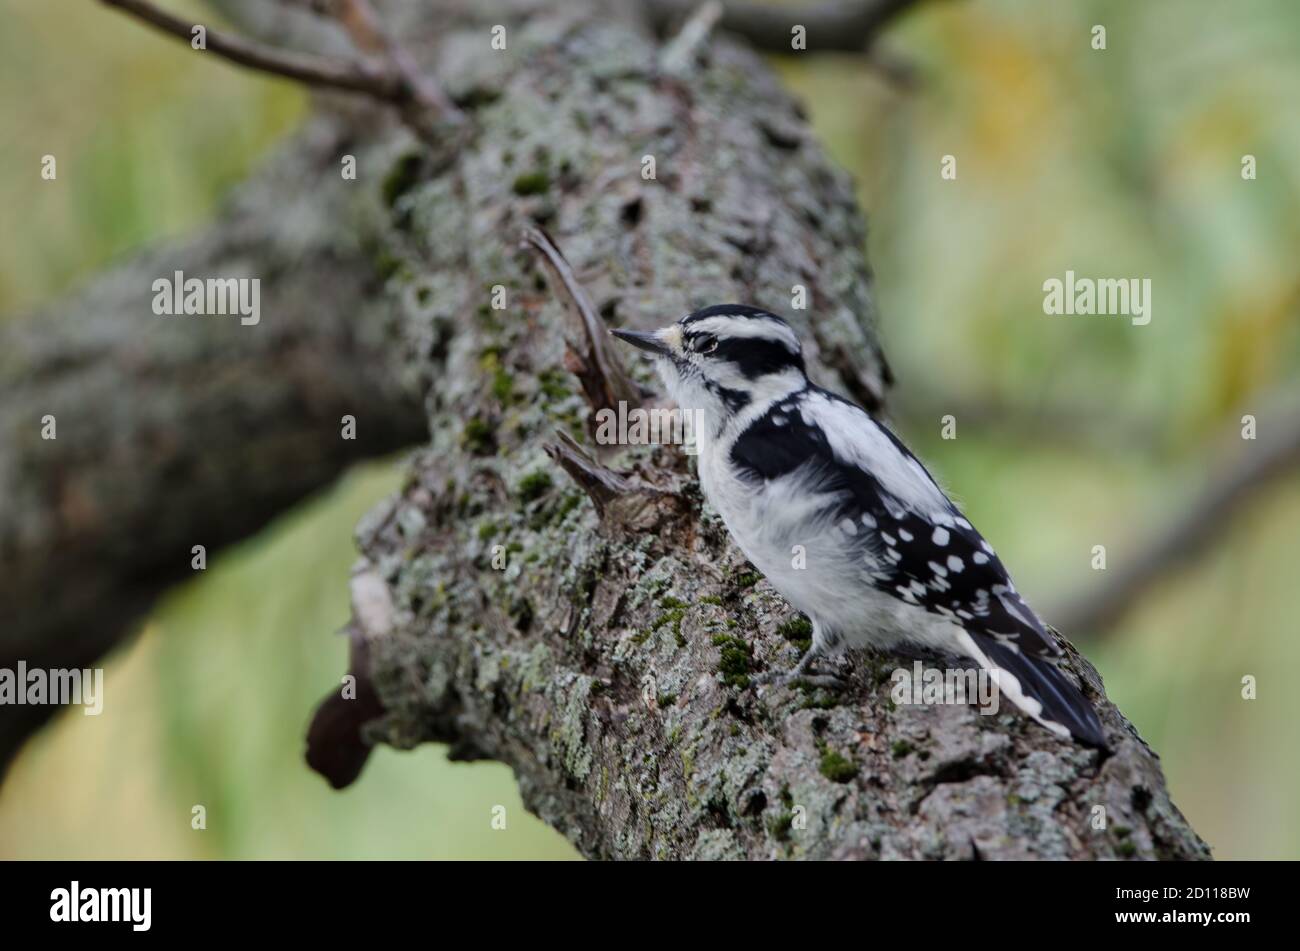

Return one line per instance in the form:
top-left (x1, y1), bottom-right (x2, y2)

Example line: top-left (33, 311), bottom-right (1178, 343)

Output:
top-left (612, 304), bottom-right (808, 424)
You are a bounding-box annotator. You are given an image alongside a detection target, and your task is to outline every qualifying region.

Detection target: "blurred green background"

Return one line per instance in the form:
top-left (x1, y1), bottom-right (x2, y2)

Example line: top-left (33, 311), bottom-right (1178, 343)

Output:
top-left (1, 0), bottom-right (1297, 859)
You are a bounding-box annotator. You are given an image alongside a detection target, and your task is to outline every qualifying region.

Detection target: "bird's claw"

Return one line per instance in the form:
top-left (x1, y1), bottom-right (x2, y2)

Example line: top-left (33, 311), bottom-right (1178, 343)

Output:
top-left (754, 668), bottom-right (846, 690)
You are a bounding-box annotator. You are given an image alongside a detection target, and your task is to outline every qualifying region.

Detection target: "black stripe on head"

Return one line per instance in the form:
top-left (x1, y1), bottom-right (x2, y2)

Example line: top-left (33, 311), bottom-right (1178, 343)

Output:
top-left (713, 337), bottom-right (805, 379)
top-left (709, 383), bottom-right (751, 414)
top-left (679, 304), bottom-right (805, 378)
top-left (681, 304), bottom-right (783, 324)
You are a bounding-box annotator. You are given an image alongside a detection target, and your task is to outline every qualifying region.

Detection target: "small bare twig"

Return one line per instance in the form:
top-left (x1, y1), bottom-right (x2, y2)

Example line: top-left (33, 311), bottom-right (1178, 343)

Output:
top-left (659, 0), bottom-right (724, 75)
top-left (545, 432), bottom-right (643, 517)
top-left (1052, 396), bottom-right (1300, 636)
top-left (645, 0), bottom-right (936, 54)
top-left (308, 0), bottom-right (463, 118)
top-left (97, 0), bottom-right (457, 119)
top-left (523, 226), bottom-right (641, 413)
top-left (545, 432), bottom-right (686, 531)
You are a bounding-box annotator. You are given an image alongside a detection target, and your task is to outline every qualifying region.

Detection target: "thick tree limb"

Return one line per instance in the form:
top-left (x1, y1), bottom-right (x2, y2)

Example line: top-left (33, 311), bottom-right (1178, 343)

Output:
top-left (1053, 397), bottom-right (1300, 635)
top-left (295, 0), bottom-right (1205, 859)
top-left (0, 111), bottom-right (426, 772)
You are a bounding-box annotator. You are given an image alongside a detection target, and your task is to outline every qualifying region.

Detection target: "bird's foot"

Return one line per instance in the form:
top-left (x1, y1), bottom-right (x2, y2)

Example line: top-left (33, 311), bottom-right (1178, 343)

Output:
top-left (755, 669), bottom-right (847, 690)
top-left (791, 672), bottom-right (847, 690)
top-left (755, 650), bottom-right (846, 690)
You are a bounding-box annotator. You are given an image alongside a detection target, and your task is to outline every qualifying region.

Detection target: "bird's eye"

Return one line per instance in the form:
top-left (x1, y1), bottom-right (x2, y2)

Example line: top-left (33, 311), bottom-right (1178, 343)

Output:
top-left (699, 337), bottom-right (719, 355)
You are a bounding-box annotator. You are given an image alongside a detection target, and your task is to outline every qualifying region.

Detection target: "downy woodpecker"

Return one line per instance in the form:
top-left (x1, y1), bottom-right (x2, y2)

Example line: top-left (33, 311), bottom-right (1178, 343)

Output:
top-left (612, 304), bottom-right (1106, 747)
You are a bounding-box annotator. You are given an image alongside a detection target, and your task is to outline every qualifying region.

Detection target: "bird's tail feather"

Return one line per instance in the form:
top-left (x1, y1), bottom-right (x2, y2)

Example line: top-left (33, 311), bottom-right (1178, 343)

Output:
top-left (958, 629), bottom-right (1107, 748)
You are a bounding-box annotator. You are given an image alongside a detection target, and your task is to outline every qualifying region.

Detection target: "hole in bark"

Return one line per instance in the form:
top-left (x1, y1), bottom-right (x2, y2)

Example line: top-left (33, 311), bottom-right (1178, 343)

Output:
top-left (758, 118), bottom-right (802, 151)
top-left (382, 151), bottom-right (425, 208)
top-left (928, 756), bottom-right (1005, 786)
top-left (453, 85), bottom-right (503, 111)
top-left (509, 596), bottom-right (535, 632)
top-left (620, 196), bottom-right (643, 227)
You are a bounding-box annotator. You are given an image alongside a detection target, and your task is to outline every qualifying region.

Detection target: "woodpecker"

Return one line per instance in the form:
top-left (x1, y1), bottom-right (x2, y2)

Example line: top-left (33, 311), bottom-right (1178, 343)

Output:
top-left (612, 304), bottom-right (1107, 747)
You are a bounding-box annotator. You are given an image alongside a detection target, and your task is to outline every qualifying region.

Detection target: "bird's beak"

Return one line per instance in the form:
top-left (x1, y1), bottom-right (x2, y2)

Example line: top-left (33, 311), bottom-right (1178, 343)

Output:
top-left (610, 328), bottom-right (670, 357)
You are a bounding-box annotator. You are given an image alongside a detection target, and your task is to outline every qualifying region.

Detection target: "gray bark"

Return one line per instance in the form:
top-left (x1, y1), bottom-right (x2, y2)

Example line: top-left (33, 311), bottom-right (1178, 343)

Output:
top-left (0, 108), bottom-right (426, 768)
top-left (4, 0), bottom-right (1210, 860)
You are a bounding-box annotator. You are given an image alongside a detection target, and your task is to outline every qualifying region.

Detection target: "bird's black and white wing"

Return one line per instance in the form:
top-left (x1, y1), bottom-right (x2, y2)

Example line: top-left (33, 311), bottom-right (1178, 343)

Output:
top-left (731, 386), bottom-right (1106, 747)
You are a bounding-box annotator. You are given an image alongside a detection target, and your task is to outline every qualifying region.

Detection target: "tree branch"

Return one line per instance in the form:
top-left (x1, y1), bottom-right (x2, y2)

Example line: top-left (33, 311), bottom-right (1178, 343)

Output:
top-left (658, 0), bottom-right (724, 74)
top-left (645, 0), bottom-right (935, 53)
top-left (0, 111), bottom-right (426, 774)
top-left (300, 0), bottom-right (465, 119)
top-left (291, 0), bottom-right (1204, 859)
top-left (523, 226), bottom-right (640, 413)
top-left (1052, 397), bottom-right (1300, 636)
top-left (97, 0), bottom-right (432, 108)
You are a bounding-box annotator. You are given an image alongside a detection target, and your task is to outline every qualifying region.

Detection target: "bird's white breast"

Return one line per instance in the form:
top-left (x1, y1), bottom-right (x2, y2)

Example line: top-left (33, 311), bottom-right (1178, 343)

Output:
top-left (697, 439), bottom-right (947, 652)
